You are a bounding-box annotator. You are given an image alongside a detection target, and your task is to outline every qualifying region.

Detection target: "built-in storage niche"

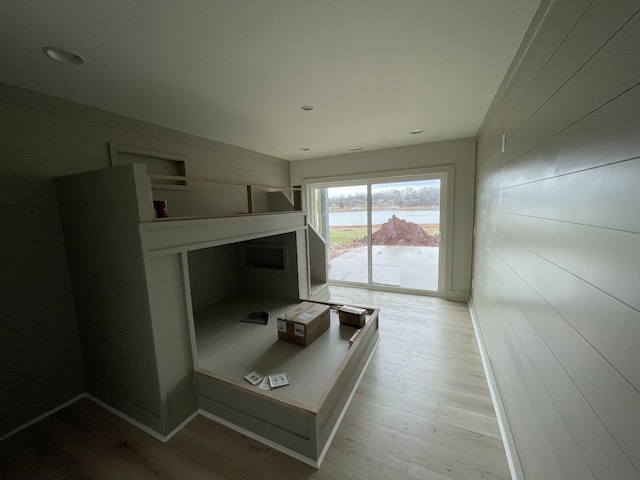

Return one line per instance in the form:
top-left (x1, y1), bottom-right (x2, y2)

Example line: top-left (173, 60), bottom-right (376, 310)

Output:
top-left (187, 232), bottom-right (300, 317)
top-left (110, 143), bottom-right (187, 189)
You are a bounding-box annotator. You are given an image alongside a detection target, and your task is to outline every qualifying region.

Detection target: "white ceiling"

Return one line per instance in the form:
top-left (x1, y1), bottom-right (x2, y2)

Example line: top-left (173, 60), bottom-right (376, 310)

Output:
top-left (1, 1), bottom-right (540, 161)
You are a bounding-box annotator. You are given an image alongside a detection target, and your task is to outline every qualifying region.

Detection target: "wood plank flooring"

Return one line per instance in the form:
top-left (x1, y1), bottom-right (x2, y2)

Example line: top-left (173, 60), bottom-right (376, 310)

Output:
top-left (0, 287), bottom-right (509, 479)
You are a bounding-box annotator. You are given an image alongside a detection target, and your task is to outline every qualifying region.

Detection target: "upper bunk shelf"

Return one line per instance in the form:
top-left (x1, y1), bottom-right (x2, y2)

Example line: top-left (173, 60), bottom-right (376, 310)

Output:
top-left (56, 163), bottom-right (308, 257)
top-left (148, 173), bottom-right (302, 216)
top-left (141, 211), bottom-right (307, 257)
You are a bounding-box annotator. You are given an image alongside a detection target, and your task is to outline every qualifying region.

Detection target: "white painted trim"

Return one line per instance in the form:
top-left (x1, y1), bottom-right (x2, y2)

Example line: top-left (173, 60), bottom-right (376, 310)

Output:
top-left (301, 164), bottom-right (453, 186)
top-left (197, 409), bottom-right (320, 468)
top-left (316, 336), bottom-right (380, 466)
top-left (164, 409), bottom-right (200, 442)
top-left (447, 289), bottom-right (469, 303)
top-left (303, 166), bottom-right (455, 298)
top-left (0, 393), bottom-right (87, 442)
top-left (85, 395), bottom-right (197, 443)
top-left (180, 251), bottom-right (200, 369)
top-left (468, 297), bottom-right (524, 480)
top-left (86, 395), bottom-right (167, 442)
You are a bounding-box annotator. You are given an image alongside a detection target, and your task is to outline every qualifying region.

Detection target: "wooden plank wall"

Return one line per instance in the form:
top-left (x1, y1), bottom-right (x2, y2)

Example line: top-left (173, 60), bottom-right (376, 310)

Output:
top-left (0, 82), bottom-right (290, 437)
top-left (472, 1), bottom-right (640, 479)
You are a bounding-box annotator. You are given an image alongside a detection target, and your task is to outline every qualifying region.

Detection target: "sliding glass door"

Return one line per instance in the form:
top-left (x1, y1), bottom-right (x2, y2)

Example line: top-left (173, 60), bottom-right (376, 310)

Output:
top-left (309, 184), bottom-right (370, 285)
top-left (307, 173), bottom-right (445, 295)
top-left (370, 180), bottom-right (440, 291)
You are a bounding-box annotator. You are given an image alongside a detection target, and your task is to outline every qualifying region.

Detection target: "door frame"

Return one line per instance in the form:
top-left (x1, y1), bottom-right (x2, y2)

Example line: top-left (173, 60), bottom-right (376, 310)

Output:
top-left (303, 165), bottom-right (454, 297)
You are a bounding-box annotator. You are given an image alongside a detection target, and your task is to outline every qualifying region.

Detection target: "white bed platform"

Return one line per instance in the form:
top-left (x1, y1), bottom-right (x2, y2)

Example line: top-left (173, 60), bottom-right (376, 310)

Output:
top-left (193, 295), bottom-right (379, 466)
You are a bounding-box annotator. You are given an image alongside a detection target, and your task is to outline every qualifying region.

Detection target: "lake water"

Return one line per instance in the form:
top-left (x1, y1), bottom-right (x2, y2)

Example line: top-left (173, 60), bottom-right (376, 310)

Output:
top-left (329, 210), bottom-right (439, 226)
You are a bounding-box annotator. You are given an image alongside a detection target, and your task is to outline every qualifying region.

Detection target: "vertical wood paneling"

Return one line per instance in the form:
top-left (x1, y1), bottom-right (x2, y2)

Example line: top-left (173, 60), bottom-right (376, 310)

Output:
top-left (0, 81), bottom-right (291, 437)
top-left (472, 2), bottom-right (640, 479)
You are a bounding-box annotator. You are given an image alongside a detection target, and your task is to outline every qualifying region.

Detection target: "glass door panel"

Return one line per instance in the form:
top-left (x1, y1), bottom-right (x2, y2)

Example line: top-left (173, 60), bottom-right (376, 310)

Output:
top-left (370, 180), bottom-right (440, 291)
top-left (306, 173), bottom-right (444, 295)
top-left (323, 185), bottom-right (369, 284)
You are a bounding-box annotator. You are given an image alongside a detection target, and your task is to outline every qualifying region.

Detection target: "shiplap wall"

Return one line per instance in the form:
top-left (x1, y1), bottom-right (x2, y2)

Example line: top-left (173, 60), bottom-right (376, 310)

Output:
top-left (188, 245), bottom-right (238, 311)
top-left (0, 82), bottom-right (290, 437)
top-left (471, 1), bottom-right (640, 479)
top-left (55, 165), bottom-right (167, 431)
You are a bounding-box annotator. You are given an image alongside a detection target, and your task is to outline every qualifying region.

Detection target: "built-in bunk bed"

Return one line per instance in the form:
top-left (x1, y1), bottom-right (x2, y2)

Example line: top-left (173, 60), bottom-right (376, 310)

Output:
top-left (55, 163), bottom-right (379, 466)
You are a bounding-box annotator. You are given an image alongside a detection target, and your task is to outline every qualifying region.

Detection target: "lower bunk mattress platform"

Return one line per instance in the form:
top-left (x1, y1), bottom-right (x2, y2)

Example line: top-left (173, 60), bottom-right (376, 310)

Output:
top-left (193, 300), bottom-right (379, 467)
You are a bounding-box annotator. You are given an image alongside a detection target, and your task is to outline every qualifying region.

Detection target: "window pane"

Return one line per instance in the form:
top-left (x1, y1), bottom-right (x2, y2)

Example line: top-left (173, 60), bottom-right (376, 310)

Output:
top-left (326, 185), bottom-right (369, 284)
top-left (371, 180), bottom-right (440, 291)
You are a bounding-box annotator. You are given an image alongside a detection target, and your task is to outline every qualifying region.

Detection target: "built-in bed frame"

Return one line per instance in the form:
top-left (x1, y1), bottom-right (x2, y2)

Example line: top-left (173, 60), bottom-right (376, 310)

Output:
top-left (55, 163), bottom-right (379, 466)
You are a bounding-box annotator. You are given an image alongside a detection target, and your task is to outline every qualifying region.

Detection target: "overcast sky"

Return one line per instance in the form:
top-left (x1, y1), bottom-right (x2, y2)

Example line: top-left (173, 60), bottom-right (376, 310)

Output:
top-left (327, 179), bottom-right (440, 197)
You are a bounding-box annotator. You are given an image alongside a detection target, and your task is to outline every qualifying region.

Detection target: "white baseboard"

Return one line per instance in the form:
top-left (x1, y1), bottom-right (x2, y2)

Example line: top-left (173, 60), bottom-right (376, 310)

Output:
top-left (469, 297), bottom-right (524, 480)
top-left (446, 289), bottom-right (470, 302)
top-left (2, 339), bottom-right (379, 467)
top-left (85, 395), bottom-right (198, 443)
top-left (0, 391), bottom-right (200, 445)
top-left (165, 410), bottom-right (200, 442)
top-left (0, 393), bottom-right (87, 442)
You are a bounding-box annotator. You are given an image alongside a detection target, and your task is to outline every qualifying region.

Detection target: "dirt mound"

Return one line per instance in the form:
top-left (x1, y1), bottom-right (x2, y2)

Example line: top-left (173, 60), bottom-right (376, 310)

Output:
top-left (370, 215), bottom-right (438, 246)
top-left (330, 216), bottom-right (439, 259)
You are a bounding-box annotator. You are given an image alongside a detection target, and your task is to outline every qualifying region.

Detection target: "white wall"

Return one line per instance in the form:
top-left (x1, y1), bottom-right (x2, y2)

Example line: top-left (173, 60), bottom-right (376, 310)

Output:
top-left (0, 82), bottom-right (290, 437)
top-left (472, 1), bottom-right (640, 478)
top-left (291, 138), bottom-right (476, 301)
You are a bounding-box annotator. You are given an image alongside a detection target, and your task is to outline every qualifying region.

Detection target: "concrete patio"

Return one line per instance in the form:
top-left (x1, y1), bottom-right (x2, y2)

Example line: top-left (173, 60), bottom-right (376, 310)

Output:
top-left (328, 245), bottom-right (439, 292)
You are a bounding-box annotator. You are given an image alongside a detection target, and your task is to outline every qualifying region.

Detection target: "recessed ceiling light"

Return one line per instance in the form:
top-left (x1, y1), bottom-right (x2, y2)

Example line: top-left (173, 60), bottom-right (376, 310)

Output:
top-left (410, 129), bottom-right (423, 135)
top-left (347, 147), bottom-right (363, 152)
top-left (301, 105), bottom-right (314, 111)
top-left (42, 46), bottom-right (84, 65)
top-left (299, 147), bottom-right (310, 151)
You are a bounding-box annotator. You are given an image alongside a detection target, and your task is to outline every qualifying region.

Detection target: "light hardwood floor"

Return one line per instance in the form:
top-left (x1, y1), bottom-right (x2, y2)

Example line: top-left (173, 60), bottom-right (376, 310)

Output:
top-left (0, 287), bottom-right (509, 480)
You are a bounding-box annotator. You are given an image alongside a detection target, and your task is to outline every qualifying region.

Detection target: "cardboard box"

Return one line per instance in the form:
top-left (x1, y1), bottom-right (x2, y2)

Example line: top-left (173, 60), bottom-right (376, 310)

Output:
top-left (277, 302), bottom-right (330, 347)
top-left (338, 306), bottom-right (367, 328)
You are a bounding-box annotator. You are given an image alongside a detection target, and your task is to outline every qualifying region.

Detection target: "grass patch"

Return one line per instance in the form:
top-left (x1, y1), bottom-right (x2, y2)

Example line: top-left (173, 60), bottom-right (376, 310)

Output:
top-left (329, 227), bottom-right (367, 244)
top-left (329, 225), bottom-right (439, 244)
